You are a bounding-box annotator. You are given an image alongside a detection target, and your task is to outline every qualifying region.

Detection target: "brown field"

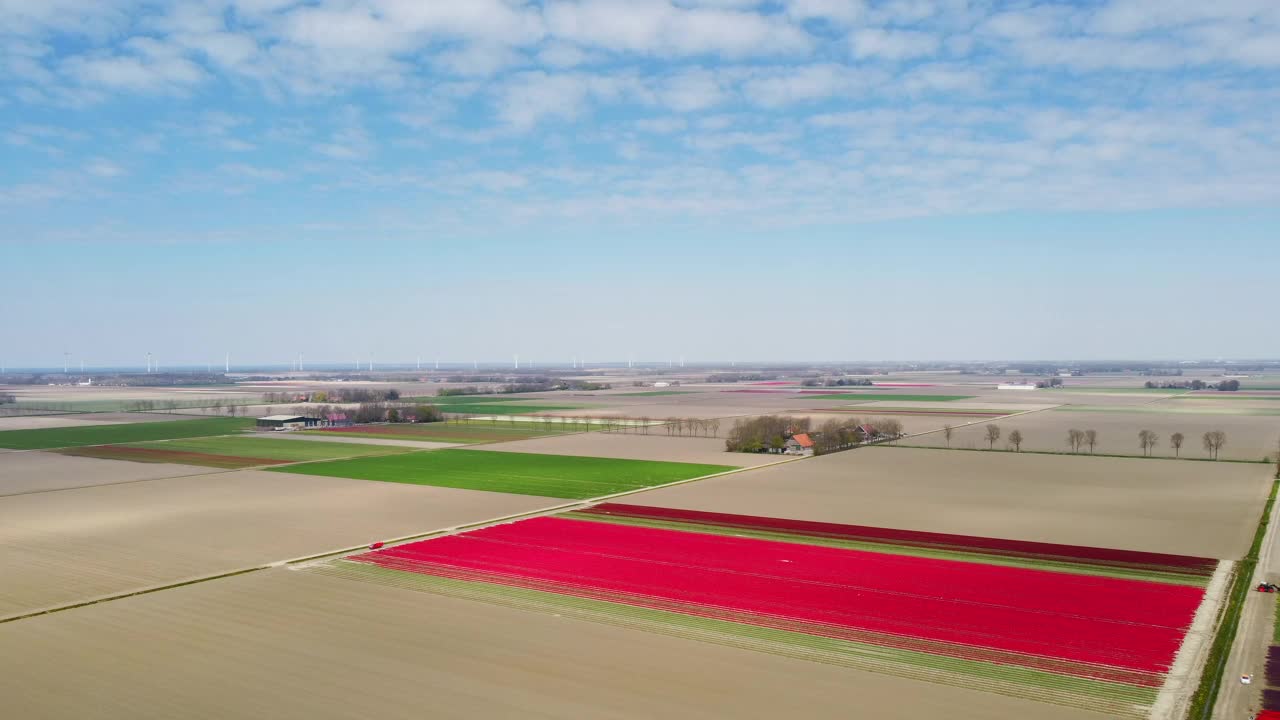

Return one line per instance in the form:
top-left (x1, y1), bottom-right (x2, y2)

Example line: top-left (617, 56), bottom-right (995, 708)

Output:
top-left (904, 409), bottom-right (1280, 462)
top-left (0, 451), bottom-right (208, 496)
top-left (0, 566), bottom-right (1101, 720)
top-left (60, 444), bottom-right (290, 469)
top-left (0, 470), bottom-right (563, 618)
top-left (0, 415), bottom-right (128, 431)
top-left (474, 432), bottom-right (783, 467)
top-left (630, 446), bottom-right (1271, 559)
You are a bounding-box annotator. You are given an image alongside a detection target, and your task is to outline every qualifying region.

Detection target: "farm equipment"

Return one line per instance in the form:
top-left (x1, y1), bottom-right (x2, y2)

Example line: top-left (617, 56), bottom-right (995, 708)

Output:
top-left (1256, 582), bottom-right (1280, 593)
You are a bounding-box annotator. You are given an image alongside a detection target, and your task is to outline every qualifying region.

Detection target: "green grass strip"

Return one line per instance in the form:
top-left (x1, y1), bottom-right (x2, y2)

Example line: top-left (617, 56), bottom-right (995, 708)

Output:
top-left (0, 417), bottom-right (254, 449)
top-left (270, 448), bottom-right (735, 499)
top-left (1186, 479), bottom-right (1278, 718)
top-left (563, 514), bottom-right (1208, 587)
top-left (308, 560), bottom-right (1155, 717)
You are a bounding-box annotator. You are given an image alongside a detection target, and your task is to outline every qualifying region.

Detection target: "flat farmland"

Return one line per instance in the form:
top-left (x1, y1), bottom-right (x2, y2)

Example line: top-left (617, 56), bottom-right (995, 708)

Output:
top-left (0, 415), bottom-right (129, 431)
top-left (799, 393), bottom-right (977, 402)
top-left (473, 432), bottom-right (783, 467)
top-left (0, 417), bottom-right (253, 450)
top-left (304, 419), bottom-right (591, 444)
top-left (905, 408), bottom-right (1280, 461)
top-left (60, 435), bottom-right (412, 469)
top-left (0, 566), bottom-right (1102, 720)
top-left (0, 471), bottom-right (559, 618)
top-left (0, 451), bottom-right (208, 496)
top-left (272, 449), bottom-right (736, 499)
top-left (630, 447), bottom-right (1271, 559)
top-left (325, 508), bottom-right (1216, 717)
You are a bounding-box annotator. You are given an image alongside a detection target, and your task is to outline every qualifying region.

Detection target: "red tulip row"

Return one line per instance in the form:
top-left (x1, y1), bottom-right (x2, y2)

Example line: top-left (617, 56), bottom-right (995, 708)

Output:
top-left (354, 515), bottom-right (1201, 675)
top-left (576, 503), bottom-right (1218, 577)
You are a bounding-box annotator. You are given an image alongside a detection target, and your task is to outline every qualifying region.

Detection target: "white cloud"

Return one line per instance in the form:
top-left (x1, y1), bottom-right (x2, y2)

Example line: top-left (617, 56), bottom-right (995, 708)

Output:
top-left (545, 0), bottom-right (809, 57)
top-left (658, 68), bottom-right (728, 111)
top-left (851, 28), bottom-right (939, 60)
top-left (786, 0), bottom-right (865, 25)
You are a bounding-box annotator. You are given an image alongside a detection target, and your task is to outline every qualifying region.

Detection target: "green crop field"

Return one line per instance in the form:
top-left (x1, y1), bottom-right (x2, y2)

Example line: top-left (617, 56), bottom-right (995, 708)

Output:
top-left (271, 448), bottom-right (735, 499)
top-left (123, 436), bottom-right (412, 462)
top-left (801, 393), bottom-right (976, 402)
top-left (0, 417), bottom-right (254, 450)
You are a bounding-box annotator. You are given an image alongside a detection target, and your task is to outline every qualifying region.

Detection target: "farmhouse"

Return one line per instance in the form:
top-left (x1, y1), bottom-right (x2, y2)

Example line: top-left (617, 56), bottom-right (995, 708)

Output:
top-left (785, 433), bottom-right (815, 456)
top-left (255, 415), bottom-right (323, 430)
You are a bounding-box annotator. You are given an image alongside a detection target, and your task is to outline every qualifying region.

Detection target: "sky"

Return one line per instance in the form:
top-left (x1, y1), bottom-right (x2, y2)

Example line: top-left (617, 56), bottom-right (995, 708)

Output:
top-left (3, 0), bottom-right (1279, 367)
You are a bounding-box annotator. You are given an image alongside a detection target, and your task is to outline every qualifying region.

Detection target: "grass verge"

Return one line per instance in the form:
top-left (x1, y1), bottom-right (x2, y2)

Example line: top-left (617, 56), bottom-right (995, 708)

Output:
top-left (1186, 478), bottom-right (1278, 717)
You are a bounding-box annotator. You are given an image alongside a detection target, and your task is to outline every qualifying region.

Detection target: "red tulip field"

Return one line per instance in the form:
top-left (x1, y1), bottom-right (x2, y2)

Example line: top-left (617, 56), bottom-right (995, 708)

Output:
top-left (310, 504), bottom-right (1221, 718)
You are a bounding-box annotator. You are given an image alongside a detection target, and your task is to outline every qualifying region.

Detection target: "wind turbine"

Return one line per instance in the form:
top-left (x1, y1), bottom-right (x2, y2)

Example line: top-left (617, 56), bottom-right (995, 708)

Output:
top-left (63, 352), bottom-right (69, 374)
top-left (225, 352), bottom-right (230, 373)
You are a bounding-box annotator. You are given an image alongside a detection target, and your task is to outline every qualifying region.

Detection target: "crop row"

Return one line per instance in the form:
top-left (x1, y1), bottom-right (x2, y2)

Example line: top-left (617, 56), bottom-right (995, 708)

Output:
top-left (353, 516), bottom-right (1200, 672)
top-left (576, 503), bottom-right (1218, 577)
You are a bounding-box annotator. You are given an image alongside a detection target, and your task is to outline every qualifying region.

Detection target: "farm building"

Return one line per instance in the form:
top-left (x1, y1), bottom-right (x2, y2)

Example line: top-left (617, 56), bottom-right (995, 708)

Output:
top-left (255, 415), bottom-right (323, 430)
top-left (785, 433), bottom-right (815, 456)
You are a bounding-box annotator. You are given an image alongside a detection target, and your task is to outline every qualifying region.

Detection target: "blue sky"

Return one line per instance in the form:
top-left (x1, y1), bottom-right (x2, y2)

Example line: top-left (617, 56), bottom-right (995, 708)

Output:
top-left (4, 1), bottom-right (1279, 366)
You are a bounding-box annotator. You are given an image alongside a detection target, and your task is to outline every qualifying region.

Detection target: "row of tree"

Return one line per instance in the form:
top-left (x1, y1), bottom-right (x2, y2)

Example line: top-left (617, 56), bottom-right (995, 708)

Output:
top-left (1143, 379), bottom-right (1241, 391)
top-left (944, 423), bottom-right (1234, 460)
top-left (724, 415), bottom-right (907, 454)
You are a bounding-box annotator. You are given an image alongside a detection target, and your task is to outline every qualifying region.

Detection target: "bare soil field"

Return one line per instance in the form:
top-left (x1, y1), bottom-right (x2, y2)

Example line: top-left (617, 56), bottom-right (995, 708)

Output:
top-left (0, 415), bottom-right (127, 431)
top-left (631, 447), bottom-right (1271, 559)
top-left (474, 432), bottom-right (782, 467)
top-left (0, 566), bottom-right (1102, 720)
top-left (547, 402), bottom-right (776, 420)
top-left (905, 409), bottom-right (1280, 462)
top-left (0, 451), bottom-right (207, 496)
top-left (0, 471), bottom-right (561, 618)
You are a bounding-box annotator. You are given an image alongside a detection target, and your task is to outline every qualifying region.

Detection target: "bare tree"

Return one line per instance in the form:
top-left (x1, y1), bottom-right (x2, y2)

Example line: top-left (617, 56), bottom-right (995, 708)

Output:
top-left (1138, 429), bottom-right (1159, 457)
top-left (985, 424), bottom-right (1001, 450)
top-left (1067, 429), bottom-right (1084, 453)
top-left (1170, 432), bottom-right (1184, 458)
top-left (1203, 430), bottom-right (1227, 460)
top-left (943, 424), bottom-right (954, 448)
top-left (1084, 429), bottom-right (1097, 454)
top-left (1008, 429), bottom-right (1023, 452)
top-left (708, 419), bottom-right (721, 438)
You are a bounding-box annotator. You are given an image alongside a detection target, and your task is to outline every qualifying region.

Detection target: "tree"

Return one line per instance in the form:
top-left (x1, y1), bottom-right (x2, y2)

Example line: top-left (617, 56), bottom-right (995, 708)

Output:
top-left (1084, 429), bottom-right (1097, 454)
top-left (1008, 429), bottom-right (1023, 452)
top-left (1138, 429), bottom-right (1158, 457)
top-left (1170, 432), bottom-right (1184, 458)
top-left (985, 424), bottom-right (1001, 450)
top-left (1067, 429), bottom-right (1084, 453)
top-left (943, 424), bottom-right (953, 447)
top-left (1203, 430), bottom-right (1227, 460)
